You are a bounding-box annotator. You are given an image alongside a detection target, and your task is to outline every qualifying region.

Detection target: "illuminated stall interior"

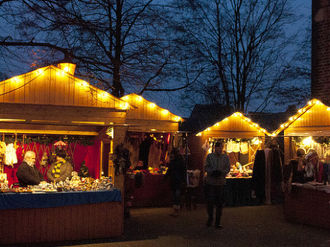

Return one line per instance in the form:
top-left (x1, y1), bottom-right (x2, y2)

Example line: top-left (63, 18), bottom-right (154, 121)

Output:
top-left (120, 93), bottom-right (182, 207)
top-left (272, 98), bottom-right (330, 166)
top-left (120, 93), bottom-right (182, 172)
top-left (197, 112), bottom-right (271, 178)
top-left (0, 62), bottom-right (129, 185)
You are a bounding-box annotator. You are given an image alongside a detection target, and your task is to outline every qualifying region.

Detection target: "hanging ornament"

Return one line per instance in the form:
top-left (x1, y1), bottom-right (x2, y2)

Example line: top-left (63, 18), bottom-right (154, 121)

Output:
top-left (54, 140), bottom-right (68, 150)
top-left (4, 143), bottom-right (18, 167)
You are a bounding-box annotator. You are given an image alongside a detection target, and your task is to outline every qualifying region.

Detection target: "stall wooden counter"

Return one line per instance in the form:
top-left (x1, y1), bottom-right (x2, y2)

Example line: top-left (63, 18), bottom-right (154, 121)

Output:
top-left (284, 184), bottom-right (330, 230)
top-left (0, 190), bottom-right (123, 245)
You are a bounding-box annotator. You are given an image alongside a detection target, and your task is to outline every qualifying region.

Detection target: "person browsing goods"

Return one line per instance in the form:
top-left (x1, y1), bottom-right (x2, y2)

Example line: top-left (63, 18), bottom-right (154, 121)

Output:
top-left (204, 141), bottom-right (230, 229)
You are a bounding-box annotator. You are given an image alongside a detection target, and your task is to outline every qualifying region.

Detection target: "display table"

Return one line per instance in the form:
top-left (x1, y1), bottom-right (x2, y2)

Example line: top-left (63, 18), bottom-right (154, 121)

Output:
top-left (127, 173), bottom-right (172, 207)
top-left (224, 178), bottom-right (253, 206)
top-left (284, 184), bottom-right (330, 229)
top-left (0, 190), bottom-right (123, 245)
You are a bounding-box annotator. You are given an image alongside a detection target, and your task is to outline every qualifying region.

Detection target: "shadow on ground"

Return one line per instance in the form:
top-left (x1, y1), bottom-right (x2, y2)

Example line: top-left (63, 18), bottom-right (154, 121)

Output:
top-left (8, 204), bottom-right (330, 247)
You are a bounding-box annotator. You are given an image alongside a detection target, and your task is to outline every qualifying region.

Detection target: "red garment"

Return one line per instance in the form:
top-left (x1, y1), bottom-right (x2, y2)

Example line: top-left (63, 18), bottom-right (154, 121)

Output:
top-left (315, 162), bottom-right (324, 183)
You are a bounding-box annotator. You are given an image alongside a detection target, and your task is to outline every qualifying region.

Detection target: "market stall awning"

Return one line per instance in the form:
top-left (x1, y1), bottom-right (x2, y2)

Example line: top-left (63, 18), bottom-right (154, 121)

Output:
top-left (272, 99), bottom-right (330, 137)
top-left (121, 93), bottom-right (182, 133)
top-left (196, 112), bottom-right (271, 138)
top-left (0, 63), bottom-right (129, 134)
top-left (0, 63), bottom-right (129, 110)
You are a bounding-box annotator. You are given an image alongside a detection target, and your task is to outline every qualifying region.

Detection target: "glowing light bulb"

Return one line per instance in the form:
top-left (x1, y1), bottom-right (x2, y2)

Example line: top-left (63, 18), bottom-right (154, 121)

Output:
top-left (122, 95), bottom-right (129, 101)
top-left (36, 69), bottom-right (44, 75)
top-left (99, 91), bottom-right (109, 99)
top-left (149, 103), bottom-right (156, 109)
top-left (136, 95), bottom-right (143, 102)
top-left (302, 136), bottom-right (313, 146)
top-left (162, 109), bottom-right (169, 115)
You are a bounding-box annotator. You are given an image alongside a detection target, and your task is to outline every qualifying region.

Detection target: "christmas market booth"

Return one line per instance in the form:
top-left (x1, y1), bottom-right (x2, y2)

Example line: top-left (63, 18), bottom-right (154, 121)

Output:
top-left (273, 99), bottom-right (330, 229)
top-left (0, 63), bottom-right (129, 244)
top-left (120, 93), bottom-right (182, 207)
top-left (196, 112), bottom-right (271, 206)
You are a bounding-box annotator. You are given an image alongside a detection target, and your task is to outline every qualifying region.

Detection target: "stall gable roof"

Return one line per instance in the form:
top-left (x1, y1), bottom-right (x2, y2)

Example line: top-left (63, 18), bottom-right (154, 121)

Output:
top-left (0, 64), bottom-right (129, 110)
top-left (121, 93), bottom-right (182, 122)
top-left (197, 112), bottom-right (271, 137)
top-left (272, 99), bottom-right (330, 136)
top-left (120, 93), bottom-right (182, 133)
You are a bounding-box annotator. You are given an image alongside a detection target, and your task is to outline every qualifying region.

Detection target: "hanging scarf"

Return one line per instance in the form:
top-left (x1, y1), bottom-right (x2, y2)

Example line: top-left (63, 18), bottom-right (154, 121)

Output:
top-left (52, 161), bottom-right (63, 178)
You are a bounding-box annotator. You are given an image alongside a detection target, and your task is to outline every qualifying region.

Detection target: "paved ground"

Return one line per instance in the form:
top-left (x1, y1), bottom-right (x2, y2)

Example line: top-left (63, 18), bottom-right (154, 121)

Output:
top-left (16, 204), bottom-right (330, 247)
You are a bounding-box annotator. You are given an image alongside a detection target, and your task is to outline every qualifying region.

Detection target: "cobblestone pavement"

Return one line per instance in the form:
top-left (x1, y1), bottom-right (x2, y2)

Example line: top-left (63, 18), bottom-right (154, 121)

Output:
top-left (14, 205), bottom-right (330, 247)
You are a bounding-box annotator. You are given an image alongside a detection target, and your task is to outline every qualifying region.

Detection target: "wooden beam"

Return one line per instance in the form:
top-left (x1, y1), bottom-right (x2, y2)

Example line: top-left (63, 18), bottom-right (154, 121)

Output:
top-left (0, 129), bottom-right (98, 136)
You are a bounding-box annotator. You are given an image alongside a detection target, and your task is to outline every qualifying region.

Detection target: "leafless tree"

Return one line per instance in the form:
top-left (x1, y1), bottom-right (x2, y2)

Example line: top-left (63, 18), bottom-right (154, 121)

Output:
top-left (0, 0), bottom-right (194, 98)
top-left (171, 0), bottom-right (309, 112)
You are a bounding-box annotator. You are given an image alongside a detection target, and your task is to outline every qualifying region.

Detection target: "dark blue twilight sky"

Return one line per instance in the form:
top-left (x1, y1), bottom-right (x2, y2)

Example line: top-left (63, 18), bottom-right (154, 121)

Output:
top-left (0, 0), bottom-right (311, 118)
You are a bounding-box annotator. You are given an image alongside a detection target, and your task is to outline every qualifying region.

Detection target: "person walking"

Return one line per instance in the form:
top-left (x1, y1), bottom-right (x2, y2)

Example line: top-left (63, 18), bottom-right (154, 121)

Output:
top-left (165, 148), bottom-right (186, 217)
top-left (204, 141), bottom-right (230, 229)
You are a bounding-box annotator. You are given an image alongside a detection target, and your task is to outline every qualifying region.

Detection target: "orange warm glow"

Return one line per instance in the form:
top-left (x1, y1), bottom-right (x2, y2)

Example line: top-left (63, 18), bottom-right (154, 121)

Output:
top-left (57, 63), bottom-right (76, 75)
top-left (197, 112), bottom-right (270, 137)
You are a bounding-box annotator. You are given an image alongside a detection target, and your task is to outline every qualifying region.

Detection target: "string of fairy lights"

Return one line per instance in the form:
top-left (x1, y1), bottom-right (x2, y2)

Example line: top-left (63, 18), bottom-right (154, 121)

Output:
top-left (121, 93), bottom-right (182, 123)
top-left (0, 65), bottom-right (184, 123)
top-left (196, 99), bottom-right (330, 138)
top-left (0, 64), bottom-right (130, 110)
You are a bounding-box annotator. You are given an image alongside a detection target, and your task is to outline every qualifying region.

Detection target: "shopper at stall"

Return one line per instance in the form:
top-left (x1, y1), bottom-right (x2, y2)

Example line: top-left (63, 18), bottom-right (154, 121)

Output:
top-left (16, 151), bottom-right (44, 187)
top-left (283, 149), bottom-right (306, 193)
top-left (138, 134), bottom-right (153, 170)
top-left (165, 147), bottom-right (186, 217)
top-left (47, 149), bottom-right (73, 183)
top-left (285, 148), bottom-right (306, 184)
top-left (204, 141), bottom-right (230, 229)
top-left (305, 150), bottom-right (324, 182)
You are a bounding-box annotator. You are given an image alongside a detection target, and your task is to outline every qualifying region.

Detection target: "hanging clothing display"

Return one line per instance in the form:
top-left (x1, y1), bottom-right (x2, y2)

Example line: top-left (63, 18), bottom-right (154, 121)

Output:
top-left (232, 142), bottom-right (240, 153)
top-left (252, 147), bottom-right (283, 204)
top-left (138, 136), bottom-right (153, 169)
top-left (148, 142), bottom-right (162, 168)
top-left (5, 143), bottom-right (18, 167)
top-left (226, 140), bottom-right (233, 153)
top-left (240, 142), bottom-right (249, 154)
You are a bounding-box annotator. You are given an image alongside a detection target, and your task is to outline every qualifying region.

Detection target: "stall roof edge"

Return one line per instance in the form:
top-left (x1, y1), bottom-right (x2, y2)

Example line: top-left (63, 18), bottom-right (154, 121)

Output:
top-left (247, 105), bottom-right (297, 133)
top-left (180, 104), bottom-right (234, 133)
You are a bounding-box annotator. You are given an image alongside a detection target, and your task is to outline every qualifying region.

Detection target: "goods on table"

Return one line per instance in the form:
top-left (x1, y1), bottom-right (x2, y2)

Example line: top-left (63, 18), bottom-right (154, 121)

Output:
top-left (0, 173), bottom-right (114, 193)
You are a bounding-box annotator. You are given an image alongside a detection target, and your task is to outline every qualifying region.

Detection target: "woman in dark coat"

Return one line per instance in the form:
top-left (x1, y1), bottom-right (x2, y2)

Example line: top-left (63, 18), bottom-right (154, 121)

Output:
top-left (165, 148), bottom-right (186, 217)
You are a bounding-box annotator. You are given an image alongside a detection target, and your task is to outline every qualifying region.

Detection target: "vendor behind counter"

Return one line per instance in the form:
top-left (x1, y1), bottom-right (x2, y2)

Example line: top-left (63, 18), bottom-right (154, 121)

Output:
top-left (284, 148), bottom-right (329, 188)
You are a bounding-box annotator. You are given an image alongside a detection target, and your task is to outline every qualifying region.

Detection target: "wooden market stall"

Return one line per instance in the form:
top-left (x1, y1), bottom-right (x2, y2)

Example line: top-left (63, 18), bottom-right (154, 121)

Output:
top-left (196, 112), bottom-right (271, 206)
top-left (0, 63), bottom-right (128, 244)
top-left (120, 93), bottom-right (182, 207)
top-left (273, 98), bottom-right (330, 229)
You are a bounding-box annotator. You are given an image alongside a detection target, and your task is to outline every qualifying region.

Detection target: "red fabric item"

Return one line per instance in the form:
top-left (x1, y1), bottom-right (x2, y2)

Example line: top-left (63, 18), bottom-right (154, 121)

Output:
top-left (316, 162), bottom-right (324, 183)
top-left (127, 173), bottom-right (172, 207)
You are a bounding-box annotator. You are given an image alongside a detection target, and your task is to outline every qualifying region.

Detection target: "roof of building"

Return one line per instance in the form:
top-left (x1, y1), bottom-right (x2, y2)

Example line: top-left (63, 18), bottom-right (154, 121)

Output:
top-left (247, 105), bottom-right (297, 133)
top-left (180, 104), bottom-right (233, 133)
